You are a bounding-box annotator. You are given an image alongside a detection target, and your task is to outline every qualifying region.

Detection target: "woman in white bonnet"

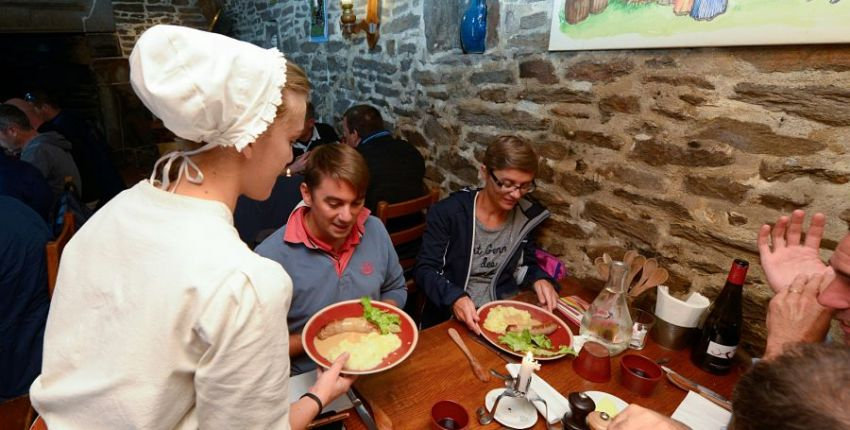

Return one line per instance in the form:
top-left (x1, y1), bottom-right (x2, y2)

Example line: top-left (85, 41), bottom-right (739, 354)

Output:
top-left (29, 25), bottom-right (353, 429)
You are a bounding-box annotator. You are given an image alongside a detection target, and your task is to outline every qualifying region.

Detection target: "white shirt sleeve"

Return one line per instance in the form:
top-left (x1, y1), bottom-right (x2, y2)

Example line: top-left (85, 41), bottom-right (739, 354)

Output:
top-left (193, 270), bottom-right (291, 429)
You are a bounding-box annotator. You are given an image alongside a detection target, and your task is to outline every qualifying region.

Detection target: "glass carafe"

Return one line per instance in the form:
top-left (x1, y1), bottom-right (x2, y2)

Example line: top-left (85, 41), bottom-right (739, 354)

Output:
top-left (580, 260), bottom-right (633, 355)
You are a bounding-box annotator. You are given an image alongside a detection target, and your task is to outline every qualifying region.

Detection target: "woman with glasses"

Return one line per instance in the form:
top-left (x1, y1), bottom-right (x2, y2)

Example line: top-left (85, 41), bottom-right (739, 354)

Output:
top-left (414, 135), bottom-right (559, 331)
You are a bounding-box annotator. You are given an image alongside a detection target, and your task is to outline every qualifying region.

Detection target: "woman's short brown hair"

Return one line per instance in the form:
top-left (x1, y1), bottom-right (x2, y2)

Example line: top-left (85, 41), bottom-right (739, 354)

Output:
top-left (304, 144), bottom-right (370, 197)
top-left (482, 135), bottom-right (539, 175)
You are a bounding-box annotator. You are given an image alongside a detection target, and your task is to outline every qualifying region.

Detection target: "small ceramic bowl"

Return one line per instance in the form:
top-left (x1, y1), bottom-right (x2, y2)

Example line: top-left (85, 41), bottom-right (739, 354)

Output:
top-left (431, 400), bottom-right (469, 430)
top-left (619, 354), bottom-right (663, 396)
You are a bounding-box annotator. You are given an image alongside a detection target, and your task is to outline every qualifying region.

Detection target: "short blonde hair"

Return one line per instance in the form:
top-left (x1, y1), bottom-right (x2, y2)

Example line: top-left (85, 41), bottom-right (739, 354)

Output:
top-left (276, 61), bottom-right (310, 118)
top-left (304, 144), bottom-right (370, 197)
top-left (482, 135), bottom-right (539, 175)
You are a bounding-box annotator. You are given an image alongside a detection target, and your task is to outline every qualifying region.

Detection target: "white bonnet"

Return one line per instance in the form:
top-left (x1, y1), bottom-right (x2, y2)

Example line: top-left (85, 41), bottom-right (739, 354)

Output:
top-left (129, 24), bottom-right (288, 188)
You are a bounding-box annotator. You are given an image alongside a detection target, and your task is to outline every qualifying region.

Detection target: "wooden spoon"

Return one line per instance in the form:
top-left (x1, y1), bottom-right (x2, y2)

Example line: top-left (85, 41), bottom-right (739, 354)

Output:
top-left (625, 255), bottom-right (645, 290)
top-left (623, 250), bottom-right (638, 267)
top-left (602, 252), bottom-right (612, 265)
top-left (594, 256), bottom-right (609, 281)
top-left (448, 328), bottom-right (491, 382)
top-left (633, 258), bottom-right (658, 292)
top-left (629, 268), bottom-right (669, 298)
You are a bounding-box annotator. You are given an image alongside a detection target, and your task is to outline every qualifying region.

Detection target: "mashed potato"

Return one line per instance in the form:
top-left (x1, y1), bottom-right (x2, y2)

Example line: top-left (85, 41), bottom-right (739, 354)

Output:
top-left (482, 305), bottom-right (541, 334)
top-left (315, 331), bottom-right (402, 371)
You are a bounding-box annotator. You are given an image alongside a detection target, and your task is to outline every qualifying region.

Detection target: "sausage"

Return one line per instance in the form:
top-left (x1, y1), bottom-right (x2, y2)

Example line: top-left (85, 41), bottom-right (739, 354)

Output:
top-left (506, 322), bottom-right (558, 335)
top-left (317, 317), bottom-right (378, 340)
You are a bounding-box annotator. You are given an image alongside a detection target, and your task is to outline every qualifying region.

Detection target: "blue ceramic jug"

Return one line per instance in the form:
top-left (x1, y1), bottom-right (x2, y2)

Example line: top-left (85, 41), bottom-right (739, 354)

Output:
top-left (460, 0), bottom-right (487, 54)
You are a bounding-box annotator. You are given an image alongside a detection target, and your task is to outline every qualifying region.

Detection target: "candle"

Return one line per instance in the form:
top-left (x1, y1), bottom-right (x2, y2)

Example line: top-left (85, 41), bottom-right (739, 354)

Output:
top-left (517, 352), bottom-right (540, 393)
top-left (341, 0), bottom-right (353, 7)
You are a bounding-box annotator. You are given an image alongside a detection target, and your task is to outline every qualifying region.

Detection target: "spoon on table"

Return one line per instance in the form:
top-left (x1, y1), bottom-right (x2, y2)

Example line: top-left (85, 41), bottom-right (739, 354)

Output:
top-left (448, 328), bottom-right (491, 382)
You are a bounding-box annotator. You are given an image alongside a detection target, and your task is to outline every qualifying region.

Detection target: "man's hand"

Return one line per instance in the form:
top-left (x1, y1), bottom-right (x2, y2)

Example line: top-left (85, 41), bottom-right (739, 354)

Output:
top-left (310, 353), bottom-right (357, 407)
top-left (609, 404), bottom-right (690, 430)
top-left (533, 279), bottom-right (558, 313)
top-left (452, 296), bottom-right (481, 335)
top-left (764, 272), bottom-right (834, 360)
top-left (757, 210), bottom-right (829, 293)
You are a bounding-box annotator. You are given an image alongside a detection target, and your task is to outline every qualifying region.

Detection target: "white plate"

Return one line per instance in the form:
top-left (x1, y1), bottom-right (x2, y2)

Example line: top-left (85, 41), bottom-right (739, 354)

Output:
top-left (585, 391), bottom-right (629, 417)
top-left (485, 388), bottom-right (539, 429)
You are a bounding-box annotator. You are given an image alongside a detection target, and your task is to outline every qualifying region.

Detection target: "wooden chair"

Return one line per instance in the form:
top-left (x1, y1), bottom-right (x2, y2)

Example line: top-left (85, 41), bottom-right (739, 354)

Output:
top-left (376, 187), bottom-right (441, 323)
top-left (0, 395), bottom-right (36, 430)
top-left (30, 416), bottom-right (46, 430)
top-left (46, 211), bottom-right (76, 298)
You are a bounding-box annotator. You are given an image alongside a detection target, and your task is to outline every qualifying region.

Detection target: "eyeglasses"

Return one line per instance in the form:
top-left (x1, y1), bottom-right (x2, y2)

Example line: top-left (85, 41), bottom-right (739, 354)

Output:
top-left (488, 169), bottom-right (536, 194)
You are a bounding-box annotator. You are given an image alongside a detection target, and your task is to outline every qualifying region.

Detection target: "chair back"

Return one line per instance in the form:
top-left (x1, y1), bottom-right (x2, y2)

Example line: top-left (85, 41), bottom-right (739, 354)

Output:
top-left (0, 395), bottom-right (36, 430)
top-left (376, 187), bottom-right (440, 324)
top-left (376, 187), bottom-right (440, 271)
top-left (46, 211), bottom-right (76, 298)
top-left (30, 416), bottom-right (46, 430)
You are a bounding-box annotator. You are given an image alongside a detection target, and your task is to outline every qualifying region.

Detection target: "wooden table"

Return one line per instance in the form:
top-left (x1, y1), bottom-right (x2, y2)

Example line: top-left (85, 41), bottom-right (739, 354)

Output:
top-left (343, 279), bottom-right (741, 429)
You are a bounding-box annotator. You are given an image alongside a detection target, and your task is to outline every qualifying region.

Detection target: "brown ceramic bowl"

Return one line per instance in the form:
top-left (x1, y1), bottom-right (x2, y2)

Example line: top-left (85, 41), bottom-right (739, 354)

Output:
top-left (619, 354), bottom-right (663, 396)
top-left (572, 341), bottom-right (612, 383)
top-left (431, 400), bottom-right (469, 430)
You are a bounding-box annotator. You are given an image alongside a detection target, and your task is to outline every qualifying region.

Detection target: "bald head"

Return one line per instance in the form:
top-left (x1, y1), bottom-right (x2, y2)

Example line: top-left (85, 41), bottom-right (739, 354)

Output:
top-left (4, 98), bottom-right (41, 129)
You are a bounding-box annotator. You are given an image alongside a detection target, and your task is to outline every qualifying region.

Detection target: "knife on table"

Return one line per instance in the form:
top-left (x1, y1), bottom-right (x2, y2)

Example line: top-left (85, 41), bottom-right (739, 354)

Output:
top-left (468, 332), bottom-right (518, 364)
top-left (347, 389), bottom-right (378, 430)
top-left (661, 365), bottom-right (733, 411)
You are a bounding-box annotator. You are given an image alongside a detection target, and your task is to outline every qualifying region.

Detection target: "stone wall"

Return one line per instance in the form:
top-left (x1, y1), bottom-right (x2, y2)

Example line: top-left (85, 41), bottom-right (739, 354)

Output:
top-left (225, 0), bottom-right (850, 353)
top-left (113, 0), bottom-right (210, 56)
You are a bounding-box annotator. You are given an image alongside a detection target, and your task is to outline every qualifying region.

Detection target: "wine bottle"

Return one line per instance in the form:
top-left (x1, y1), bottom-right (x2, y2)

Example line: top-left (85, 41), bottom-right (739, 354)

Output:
top-left (690, 258), bottom-right (748, 375)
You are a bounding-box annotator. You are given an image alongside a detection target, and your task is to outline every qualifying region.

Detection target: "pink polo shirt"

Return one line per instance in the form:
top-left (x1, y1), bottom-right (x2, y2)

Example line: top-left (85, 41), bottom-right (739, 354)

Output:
top-left (283, 205), bottom-right (371, 277)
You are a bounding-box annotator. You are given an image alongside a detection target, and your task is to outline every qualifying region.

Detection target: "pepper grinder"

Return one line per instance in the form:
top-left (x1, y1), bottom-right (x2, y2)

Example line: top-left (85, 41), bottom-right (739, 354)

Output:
top-left (564, 392), bottom-right (596, 430)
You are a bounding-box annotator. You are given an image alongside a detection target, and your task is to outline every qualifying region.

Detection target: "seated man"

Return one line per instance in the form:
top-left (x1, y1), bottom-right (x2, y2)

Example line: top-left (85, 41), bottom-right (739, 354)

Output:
top-left (342, 104), bottom-right (425, 261)
top-left (0, 197), bottom-right (51, 401)
top-left (414, 136), bottom-right (558, 331)
top-left (0, 148), bottom-right (52, 221)
top-left (291, 101), bottom-right (338, 161)
top-left (0, 104), bottom-right (81, 199)
top-left (255, 143), bottom-right (407, 375)
top-left (21, 91), bottom-right (126, 207)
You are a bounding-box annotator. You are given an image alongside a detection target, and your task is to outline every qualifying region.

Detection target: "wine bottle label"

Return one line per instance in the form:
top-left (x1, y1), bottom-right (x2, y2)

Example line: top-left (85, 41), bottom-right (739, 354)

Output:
top-left (706, 341), bottom-right (737, 359)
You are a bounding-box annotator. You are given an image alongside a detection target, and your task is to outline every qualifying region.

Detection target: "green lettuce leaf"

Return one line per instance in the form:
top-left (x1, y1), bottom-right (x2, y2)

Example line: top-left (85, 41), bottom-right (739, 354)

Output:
top-left (498, 329), bottom-right (576, 357)
top-left (361, 296), bottom-right (401, 335)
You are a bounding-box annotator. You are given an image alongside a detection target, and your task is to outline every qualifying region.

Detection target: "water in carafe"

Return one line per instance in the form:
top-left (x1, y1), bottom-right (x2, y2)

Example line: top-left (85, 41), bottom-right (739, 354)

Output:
top-left (580, 260), bottom-right (633, 355)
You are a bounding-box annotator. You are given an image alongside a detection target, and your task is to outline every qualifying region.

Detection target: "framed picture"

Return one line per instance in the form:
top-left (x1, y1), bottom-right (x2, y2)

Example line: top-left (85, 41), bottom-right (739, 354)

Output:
top-left (310, 0), bottom-right (329, 43)
top-left (549, 0), bottom-right (850, 51)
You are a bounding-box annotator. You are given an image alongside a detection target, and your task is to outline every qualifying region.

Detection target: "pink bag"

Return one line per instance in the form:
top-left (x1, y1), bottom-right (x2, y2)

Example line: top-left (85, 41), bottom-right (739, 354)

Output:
top-left (535, 249), bottom-right (568, 280)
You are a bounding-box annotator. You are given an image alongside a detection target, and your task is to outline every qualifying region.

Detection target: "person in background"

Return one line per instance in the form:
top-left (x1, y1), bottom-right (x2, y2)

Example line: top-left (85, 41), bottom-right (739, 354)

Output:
top-left (608, 342), bottom-right (850, 430)
top-left (255, 143), bottom-right (407, 375)
top-left (342, 104), bottom-right (426, 260)
top-left (0, 147), bottom-right (52, 221)
top-left (414, 136), bottom-right (558, 331)
top-left (29, 24), bottom-right (353, 429)
top-left (22, 90), bottom-right (126, 207)
top-left (0, 104), bottom-right (81, 199)
top-left (292, 101), bottom-right (338, 161)
top-left (0, 197), bottom-right (51, 401)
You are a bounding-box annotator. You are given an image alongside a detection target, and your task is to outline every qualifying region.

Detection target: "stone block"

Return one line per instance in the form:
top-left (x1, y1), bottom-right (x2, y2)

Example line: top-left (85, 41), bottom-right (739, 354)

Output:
top-left (759, 159), bottom-right (850, 184)
top-left (113, 3), bottom-right (145, 13)
top-left (726, 211), bottom-right (748, 226)
top-left (508, 32), bottom-right (548, 49)
top-left (757, 192), bottom-right (813, 212)
top-left (536, 140), bottom-right (569, 161)
top-left (550, 105), bottom-right (591, 119)
top-left (413, 70), bottom-right (442, 86)
top-left (559, 172), bottom-right (600, 196)
top-left (583, 200), bottom-right (659, 247)
top-left (644, 56), bottom-right (677, 69)
top-left (537, 162), bottom-right (556, 183)
top-left (679, 94), bottom-right (706, 106)
top-left (643, 75), bottom-right (715, 90)
top-left (684, 175), bottom-right (752, 204)
top-left (693, 117), bottom-right (826, 156)
top-left (564, 59), bottom-right (634, 83)
top-left (733, 45), bottom-right (850, 73)
top-left (469, 70), bottom-right (514, 85)
top-left (479, 88), bottom-right (508, 103)
top-left (436, 151), bottom-right (478, 184)
top-left (520, 11), bottom-right (548, 30)
top-left (384, 13), bottom-right (420, 34)
top-left (423, 117), bottom-right (458, 146)
top-left (427, 91), bottom-right (450, 100)
top-left (553, 125), bottom-right (622, 151)
top-left (632, 138), bottom-right (730, 167)
top-left (540, 218), bottom-right (588, 242)
top-left (732, 83), bottom-right (850, 127)
top-left (425, 165), bottom-right (446, 183)
top-left (598, 95), bottom-right (640, 123)
top-left (403, 129), bottom-right (429, 151)
top-left (613, 189), bottom-right (692, 221)
top-left (669, 223), bottom-right (759, 259)
top-left (375, 85), bottom-right (400, 98)
top-left (352, 58), bottom-right (398, 74)
top-left (457, 104), bottom-right (550, 131)
top-left (598, 164), bottom-right (667, 191)
top-left (398, 43), bottom-right (417, 55)
top-left (518, 88), bottom-right (593, 104)
top-left (519, 59), bottom-right (558, 84)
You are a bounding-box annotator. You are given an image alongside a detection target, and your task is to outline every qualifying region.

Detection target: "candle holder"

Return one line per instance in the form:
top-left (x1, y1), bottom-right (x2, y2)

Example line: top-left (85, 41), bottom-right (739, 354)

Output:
top-left (489, 354), bottom-right (548, 424)
top-left (339, 0), bottom-right (381, 49)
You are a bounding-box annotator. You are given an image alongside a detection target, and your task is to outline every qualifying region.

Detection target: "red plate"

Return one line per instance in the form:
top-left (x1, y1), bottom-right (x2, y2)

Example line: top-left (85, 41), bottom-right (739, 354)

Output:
top-left (302, 299), bottom-right (419, 375)
top-left (477, 300), bottom-right (574, 360)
